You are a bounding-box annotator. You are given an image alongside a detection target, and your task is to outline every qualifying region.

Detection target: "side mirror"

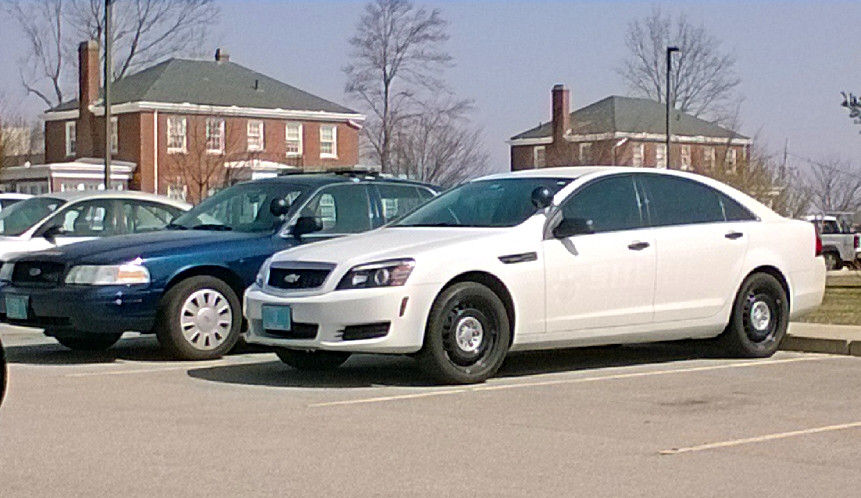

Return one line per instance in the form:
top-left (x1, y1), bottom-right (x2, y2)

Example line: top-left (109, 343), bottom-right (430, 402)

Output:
top-left (270, 198), bottom-right (291, 217)
top-left (290, 216), bottom-right (322, 239)
top-left (531, 186), bottom-right (554, 209)
top-left (42, 224), bottom-right (65, 245)
top-left (552, 217), bottom-right (593, 238)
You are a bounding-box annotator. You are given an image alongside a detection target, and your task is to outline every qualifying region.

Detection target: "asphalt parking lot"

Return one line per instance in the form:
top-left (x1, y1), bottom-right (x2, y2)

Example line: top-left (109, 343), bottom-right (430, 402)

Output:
top-left (2, 327), bottom-right (861, 497)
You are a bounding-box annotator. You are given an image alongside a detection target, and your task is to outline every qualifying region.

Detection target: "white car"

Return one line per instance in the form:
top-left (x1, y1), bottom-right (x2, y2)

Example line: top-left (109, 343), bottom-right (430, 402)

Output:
top-left (244, 167), bottom-right (826, 384)
top-left (0, 191), bottom-right (190, 264)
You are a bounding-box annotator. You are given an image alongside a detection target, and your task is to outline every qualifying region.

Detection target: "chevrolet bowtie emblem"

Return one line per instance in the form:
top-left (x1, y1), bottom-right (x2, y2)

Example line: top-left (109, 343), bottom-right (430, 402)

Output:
top-left (283, 273), bottom-right (301, 284)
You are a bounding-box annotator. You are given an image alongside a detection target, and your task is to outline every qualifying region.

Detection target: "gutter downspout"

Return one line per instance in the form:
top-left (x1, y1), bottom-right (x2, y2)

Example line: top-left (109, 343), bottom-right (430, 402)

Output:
top-left (153, 110), bottom-right (159, 194)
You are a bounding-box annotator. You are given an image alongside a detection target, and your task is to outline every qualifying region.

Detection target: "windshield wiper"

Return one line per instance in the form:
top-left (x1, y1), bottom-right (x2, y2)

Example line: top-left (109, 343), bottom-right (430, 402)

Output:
top-left (190, 224), bottom-right (232, 231)
top-left (400, 222), bottom-right (470, 227)
top-left (165, 222), bottom-right (188, 230)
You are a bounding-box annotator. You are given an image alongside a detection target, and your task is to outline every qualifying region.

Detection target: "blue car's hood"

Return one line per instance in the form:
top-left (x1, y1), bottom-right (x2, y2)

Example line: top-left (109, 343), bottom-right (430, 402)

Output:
top-left (25, 230), bottom-right (274, 264)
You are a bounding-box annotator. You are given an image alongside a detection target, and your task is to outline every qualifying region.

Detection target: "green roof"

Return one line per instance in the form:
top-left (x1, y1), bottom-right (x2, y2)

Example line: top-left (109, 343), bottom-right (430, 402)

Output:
top-left (48, 59), bottom-right (357, 115)
top-left (511, 96), bottom-right (746, 141)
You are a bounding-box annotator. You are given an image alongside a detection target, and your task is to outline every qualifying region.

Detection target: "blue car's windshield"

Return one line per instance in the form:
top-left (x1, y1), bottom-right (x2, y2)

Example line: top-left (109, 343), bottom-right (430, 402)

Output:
top-left (0, 196), bottom-right (66, 236)
top-left (170, 182), bottom-right (307, 233)
top-left (394, 178), bottom-right (571, 228)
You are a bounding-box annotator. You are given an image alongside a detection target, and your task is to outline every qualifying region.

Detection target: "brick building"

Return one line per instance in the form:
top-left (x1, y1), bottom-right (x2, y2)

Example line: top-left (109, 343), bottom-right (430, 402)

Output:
top-left (2, 41), bottom-right (364, 201)
top-left (509, 85), bottom-right (750, 173)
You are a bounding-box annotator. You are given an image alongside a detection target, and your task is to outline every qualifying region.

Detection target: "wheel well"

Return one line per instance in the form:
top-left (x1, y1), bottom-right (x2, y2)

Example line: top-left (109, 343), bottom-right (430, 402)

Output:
top-left (442, 272), bottom-right (516, 342)
top-left (747, 265), bottom-right (791, 309)
top-left (163, 266), bottom-right (246, 301)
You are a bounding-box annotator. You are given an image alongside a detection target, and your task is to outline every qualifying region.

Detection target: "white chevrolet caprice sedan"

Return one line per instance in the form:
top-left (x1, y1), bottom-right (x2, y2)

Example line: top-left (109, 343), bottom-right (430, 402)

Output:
top-left (244, 167), bottom-right (825, 384)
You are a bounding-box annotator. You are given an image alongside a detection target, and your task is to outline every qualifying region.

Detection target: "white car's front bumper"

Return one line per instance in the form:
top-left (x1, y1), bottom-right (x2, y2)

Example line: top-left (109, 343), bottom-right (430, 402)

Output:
top-left (243, 283), bottom-right (440, 354)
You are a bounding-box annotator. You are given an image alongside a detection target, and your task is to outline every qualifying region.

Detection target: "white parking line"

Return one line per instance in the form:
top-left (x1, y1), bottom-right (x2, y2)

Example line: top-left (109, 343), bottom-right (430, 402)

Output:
top-left (660, 421), bottom-right (861, 455)
top-left (308, 355), bottom-right (842, 408)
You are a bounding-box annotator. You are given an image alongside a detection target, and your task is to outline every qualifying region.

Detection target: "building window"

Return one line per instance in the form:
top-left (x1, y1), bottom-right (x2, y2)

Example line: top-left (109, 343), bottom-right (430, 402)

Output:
top-left (110, 117), bottom-right (118, 155)
top-left (285, 122), bottom-right (302, 156)
top-left (320, 124), bottom-right (337, 158)
top-left (247, 120), bottom-right (264, 151)
top-left (632, 143), bottom-right (644, 167)
top-left (656, 144), bottom-right (667, 169)
top-left (206, 118), bottom-right (225, 154)
top-left (579, 143), bottom-right (592, 164)
top-left (681, 145), bottom-right (692, 171)
top-left (167, 116), bottom-right (187, 153)
top-left (533, 146), bottom-right (546, 168)
top-left (726, 148), bottom-right (737, 172)
top-left (704, 146), bottom-right (715, 169)
top-left (65, 121), bottom-right (77, 157)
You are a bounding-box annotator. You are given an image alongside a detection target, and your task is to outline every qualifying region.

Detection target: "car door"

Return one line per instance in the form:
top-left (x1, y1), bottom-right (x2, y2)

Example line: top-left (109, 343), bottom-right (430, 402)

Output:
top-left (44, 199), bottom-right (121, 246)
top-left (542, 174), bottom-right (656, 333)
top-left (638, 174), bottom-right (753, 322)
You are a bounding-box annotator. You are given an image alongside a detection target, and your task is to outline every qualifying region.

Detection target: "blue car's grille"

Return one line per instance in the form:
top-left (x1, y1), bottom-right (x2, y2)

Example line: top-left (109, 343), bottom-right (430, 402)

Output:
top-left (11, 262), bottom-right (66, 288)
top-left (268, 268), bottom-right (330, 290)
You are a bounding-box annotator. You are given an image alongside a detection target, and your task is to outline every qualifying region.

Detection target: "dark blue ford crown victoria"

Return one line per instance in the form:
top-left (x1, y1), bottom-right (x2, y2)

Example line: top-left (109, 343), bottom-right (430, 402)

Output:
top-left (0, 172), bottom-right (436, 360)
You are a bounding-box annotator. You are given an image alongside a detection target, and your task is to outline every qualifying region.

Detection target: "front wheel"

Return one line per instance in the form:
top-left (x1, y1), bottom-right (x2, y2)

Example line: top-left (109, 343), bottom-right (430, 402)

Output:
top-left (54, 333), bottom-right (123, 351)
top-left (275, 349), bottom-right (351, 371)
top-left (719, 272), bottom-right (788, 358)
top-left (417, 282), bottom-right (511, 384)
top-left (156, 276), bottom-right (242, 360)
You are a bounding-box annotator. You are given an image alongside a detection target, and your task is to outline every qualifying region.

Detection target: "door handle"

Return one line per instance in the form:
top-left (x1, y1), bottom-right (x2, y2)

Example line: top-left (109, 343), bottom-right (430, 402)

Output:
top-left (725, 231), bottom-right (744, 240)
top-left (628, 241), bottom-right (650, 251)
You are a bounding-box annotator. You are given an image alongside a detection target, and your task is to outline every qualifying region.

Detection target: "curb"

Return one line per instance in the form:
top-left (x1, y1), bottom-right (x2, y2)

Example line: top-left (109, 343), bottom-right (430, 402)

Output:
top-left (781, 336), bottom-right (851, 355)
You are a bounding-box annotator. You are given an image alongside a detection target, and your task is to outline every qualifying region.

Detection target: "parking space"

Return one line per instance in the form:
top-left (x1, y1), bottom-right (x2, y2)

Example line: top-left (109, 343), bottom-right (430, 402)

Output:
top-left (2, 327), bottom-right (861, 497)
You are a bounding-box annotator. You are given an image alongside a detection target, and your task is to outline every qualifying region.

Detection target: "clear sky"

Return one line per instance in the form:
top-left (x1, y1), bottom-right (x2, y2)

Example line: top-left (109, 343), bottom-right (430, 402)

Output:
top-left (1, 1), bottom-right (859, 173)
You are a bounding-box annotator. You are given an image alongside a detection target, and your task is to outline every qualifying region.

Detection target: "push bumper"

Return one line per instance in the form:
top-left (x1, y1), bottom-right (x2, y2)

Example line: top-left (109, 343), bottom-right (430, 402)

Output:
top-left (243, 283), bottom-right (439, 354)
top-left (0, 283), bottom-right (162, 337)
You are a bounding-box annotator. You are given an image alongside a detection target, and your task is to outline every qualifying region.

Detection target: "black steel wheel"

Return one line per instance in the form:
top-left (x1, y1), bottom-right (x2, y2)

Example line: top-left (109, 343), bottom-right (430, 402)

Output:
top-left (417, 282), bottom-right (511, 384)
top-left (275, 349), bottom-right (351, 371)
top-left (719, 272), bottom-right (788, 358)
top-left (54, 333), bottom-right (123, 351)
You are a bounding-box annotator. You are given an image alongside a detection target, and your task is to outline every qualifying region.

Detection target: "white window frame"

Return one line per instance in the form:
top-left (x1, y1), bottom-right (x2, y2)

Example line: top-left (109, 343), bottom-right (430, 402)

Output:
top-left (533, 146), bottom-right (546, 168)
top-left (579, 143), bottom-right (592, 164)
top-left (320, 124), bottom-right (338, 158)
top-left (167, 116), bottom-right (187, 154)
top-left (704, 146), bottom-right (715, 169)
top-left (727, 148), bottom-right (737, 172)
top-left (110, 117), bottom-right (119, 155)
top-left (206, 118), bottom-right (225, 154)
top-left (656, 144), bottom-right (667, 169)
top-left (285, 122), bottom-right (303, 157)
top-left (680, 145), bottom-right (692, 171)
top-left (632, 143), bottom-right (644, 167)
top-left (65, 121), bottom-right (77, 157)
top-left (247, 120), bottom-right (264, 152)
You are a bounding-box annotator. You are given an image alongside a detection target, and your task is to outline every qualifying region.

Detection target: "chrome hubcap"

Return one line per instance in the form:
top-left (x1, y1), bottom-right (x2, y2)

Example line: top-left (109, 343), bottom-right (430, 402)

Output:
top-left (750, 301), bottom-right (771, 331)
top-left (180, 289), bottom-right (232, 350)
top-left (454, 316), bottom-right (484, 353)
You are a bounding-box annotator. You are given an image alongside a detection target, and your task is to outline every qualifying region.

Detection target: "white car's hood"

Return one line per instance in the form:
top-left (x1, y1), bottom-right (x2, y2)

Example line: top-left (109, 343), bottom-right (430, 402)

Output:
top-left (0, 237), bottom-right (52, 261)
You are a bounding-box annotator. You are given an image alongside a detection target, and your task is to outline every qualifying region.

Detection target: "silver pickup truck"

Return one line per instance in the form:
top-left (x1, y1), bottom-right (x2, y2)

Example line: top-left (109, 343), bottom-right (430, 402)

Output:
top-left (805, 215), bottom-right (859, 270)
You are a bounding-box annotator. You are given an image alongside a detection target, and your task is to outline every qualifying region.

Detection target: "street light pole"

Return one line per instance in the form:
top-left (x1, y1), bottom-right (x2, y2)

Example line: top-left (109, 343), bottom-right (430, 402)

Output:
top-left (666, 46), bottom-right (679, 169)
top-left (104, 0), bottom-right (113, 190)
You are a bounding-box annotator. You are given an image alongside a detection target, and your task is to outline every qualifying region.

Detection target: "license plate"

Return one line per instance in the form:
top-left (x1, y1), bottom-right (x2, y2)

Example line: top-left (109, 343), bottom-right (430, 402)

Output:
top-left (6, 295), bottom-right (29, 320)
top-left (262, 305), bottom-right (292, 331)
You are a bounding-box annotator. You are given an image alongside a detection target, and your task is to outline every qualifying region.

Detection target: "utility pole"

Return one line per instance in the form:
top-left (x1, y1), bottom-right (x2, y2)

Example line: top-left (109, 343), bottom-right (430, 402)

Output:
top-left (666, 46), bottom-right (679, 169)
top-left (104, 0), bottom-right (113, 190)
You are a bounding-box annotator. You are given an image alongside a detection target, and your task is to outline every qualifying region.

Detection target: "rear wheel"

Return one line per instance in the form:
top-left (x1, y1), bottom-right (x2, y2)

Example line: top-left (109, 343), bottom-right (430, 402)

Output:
top-left (823, 251), bottom-right (841, 271)
top-left (719, 272), bottom-right (788, 358)
top-left (54, 333), bottom-right (123, 351)
top-left (275, 349), bottom-right (351, 371)
top-left (156, 276), bottom-right (241, 360)
top-left (417, 282), bottom-right (511, 384)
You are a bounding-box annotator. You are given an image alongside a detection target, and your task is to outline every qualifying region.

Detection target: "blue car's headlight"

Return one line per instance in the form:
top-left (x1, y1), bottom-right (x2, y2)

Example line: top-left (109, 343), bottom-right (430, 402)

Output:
top-left (336, 259), bottom-right (415, 290)
top-left (65, 260), bottom-right (150, 285)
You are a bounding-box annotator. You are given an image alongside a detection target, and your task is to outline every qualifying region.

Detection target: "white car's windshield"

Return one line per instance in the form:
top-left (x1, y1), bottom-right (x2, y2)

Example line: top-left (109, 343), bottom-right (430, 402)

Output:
top-left (0, 196), bottom-right (65, 236)
top-left (394, 178), bottom-right (571, 228)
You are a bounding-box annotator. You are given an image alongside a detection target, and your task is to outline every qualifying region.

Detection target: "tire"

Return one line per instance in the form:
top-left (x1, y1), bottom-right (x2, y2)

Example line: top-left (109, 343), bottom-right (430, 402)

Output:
top-left (417, 282), bottom-right (511, 384)
top-left (54, 333), bottom-right (123, 351)
top-left (719, 272), bottom-right (788, 358)
top-left (155, 276), bottom-right (242, 360)
top-left (823, 251), bottom-right (841, 271)
top-left (275, 348), bottom-right (351, 371)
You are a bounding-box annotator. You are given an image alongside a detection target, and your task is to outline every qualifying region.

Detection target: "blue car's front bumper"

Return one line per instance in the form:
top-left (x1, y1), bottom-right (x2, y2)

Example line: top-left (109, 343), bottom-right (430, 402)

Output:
top-left (0, 283), bottom-right (163, 337)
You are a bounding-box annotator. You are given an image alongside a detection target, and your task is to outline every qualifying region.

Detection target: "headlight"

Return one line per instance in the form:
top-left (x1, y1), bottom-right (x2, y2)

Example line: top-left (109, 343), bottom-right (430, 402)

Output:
top-left (255, 256), bottom-right (273, 287)
top-left (0, 262), bottom-right (10, 282)
top-left (336, 259), bottom-right (415, 290)
top-left (65, 261), bottom-right (150, 285)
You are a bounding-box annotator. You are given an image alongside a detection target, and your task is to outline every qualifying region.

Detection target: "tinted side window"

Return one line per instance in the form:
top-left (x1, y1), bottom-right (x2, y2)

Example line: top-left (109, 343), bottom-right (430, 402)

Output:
top-left (301, 184), bottom-right (372, 234)
top-left (376, 184), bottom-right (427, 222)
top-left (641, 175), bottom-right (724, 227)
top-left (562, 176), bottom-right (642, 233)
top-left (719, 193), bottom-right (756, 222)
top-left (123, 201), bottom-right (183, 233)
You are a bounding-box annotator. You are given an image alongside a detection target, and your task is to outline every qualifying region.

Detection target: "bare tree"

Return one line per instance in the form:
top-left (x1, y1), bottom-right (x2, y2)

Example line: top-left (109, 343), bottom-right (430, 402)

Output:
top-left (619, 6), bottom-right (742, 122)
top-left (806, 158), bottom-right (861, 214)
top-left (4, 0), bottom-right (219, 108)
top-left (344, 0), bottom-right (451, 173)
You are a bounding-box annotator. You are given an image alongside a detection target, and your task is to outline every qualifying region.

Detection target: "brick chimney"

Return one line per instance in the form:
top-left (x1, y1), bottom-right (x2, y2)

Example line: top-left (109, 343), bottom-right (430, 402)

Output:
top-left (215, 48), bottom-right (230, 63)
top-left (77, 40), bottom-right (100, 158)
top-left (551, 84), bottom-right (570, 141)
